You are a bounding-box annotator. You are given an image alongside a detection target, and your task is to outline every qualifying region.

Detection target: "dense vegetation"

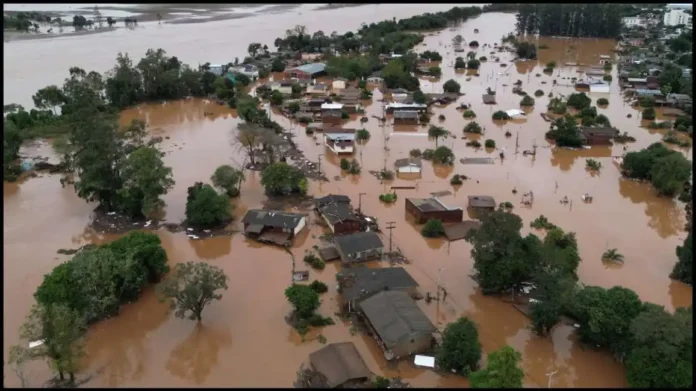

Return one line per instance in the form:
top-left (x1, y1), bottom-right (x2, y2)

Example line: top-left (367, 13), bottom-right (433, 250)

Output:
top-left (545, 114), bottom-right (584, 147)
top-left (185, 182), bottom-right (232, 229)
top-left (157, 261), bottom-right (228, 322)
top-left (621, 143), bottom-right (691, 197)
top-left (437, 317), bottom-right (482, 375)
top-left (516, 4), bottom-right (622, 38)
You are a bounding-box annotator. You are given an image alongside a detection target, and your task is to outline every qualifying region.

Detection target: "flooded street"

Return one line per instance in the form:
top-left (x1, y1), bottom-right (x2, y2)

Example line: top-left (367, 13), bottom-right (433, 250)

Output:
top-left (3, 6), bottom-right (691, 388)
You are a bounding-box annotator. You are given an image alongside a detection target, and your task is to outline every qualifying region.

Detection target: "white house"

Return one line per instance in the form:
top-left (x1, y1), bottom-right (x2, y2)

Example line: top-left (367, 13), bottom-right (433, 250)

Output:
top-left (621, 17), bottom-right (646, 27)
top-left (230, 64), bottom-right (259, 78)
top-left (323, 129), bottom-right (355, 154)
top-left (394, 158), bottom-right (422, 174)
top-left (270, 80), bottom-right (294, 95)
top-left (664, 9), bottom-right (692, 26)
top-left (332, 78), bottom-right (347, 91)
top-left (321, 103), bottom-right (344, 111)
top-left (209, 64), bottom-right (224, 76)
top-left (589, 83), bottom-right (610, 94)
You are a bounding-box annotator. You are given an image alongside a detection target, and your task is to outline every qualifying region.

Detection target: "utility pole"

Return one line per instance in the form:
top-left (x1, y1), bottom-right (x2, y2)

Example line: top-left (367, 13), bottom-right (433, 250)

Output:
top-left (317, 154), bottom-right (324, 176)
top-left (436, 267), bottom-right (446, 302)
top-left (385, 221), bottom-right (396, 253)
top-left (546, 370), bottom-right (558, 388)
top-left (358, 192), bottom-right (367, 214)
top-left (515, 132), bottom-right (520, 155)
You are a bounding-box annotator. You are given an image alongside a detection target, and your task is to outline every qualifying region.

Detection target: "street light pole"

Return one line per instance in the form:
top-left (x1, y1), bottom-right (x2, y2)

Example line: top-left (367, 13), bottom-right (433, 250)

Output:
top-left (358, 192), bottom-right (367, 214)
top-left (546, 370), bottom-right (558, 388)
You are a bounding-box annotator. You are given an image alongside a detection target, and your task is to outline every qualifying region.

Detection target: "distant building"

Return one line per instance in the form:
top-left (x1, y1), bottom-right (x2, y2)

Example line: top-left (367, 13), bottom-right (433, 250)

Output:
top-left (336, 266), bottom-right (419, 312)
top-left (467, 195), bottom-right (496, 213)
top-left (394, 157), bottom-right (422, 174)
top-left (208, 63), bottom-right (224, 76)
top-left (334, 231), bottom-right (384, 264)
top-left (284, 63), bottom-right (327, 80)
top-left (229, 64), bottom-right (259, 78)
top-left (621, 17), bottom-right (646, 27)
top-left (405, 197), bottom-right (464, 224)
top-left (393, 110), bottom-right (419, 125)
top-left (579, 127), bottom-right (620, 145)
top-left (323, 128), bottom-right (355, 154)
top-left (666, 3), bottom-right (693, 11)
top-left (308, 342), bottom-right (371, 388)
top-left (664, 9), bottom-right (692, 26)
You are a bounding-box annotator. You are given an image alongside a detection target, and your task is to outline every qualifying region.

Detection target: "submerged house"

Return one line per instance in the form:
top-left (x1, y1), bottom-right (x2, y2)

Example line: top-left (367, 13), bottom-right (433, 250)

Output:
top-left (318, 202), bottom-right (362, 235)
top-left (394, 157), bottom-right (422, 174)
top-left (242, 209), bottom-right (307, 245)
top-left (579, 126), bottom-right (620, 145)
top-left (360, 291), bottom-right (437, 360)
top-left (315, 194), bottom-right (351, 208)
top-left (308, 342), bottom-right (371, 389)
top-left (405, 197), bottom-right (463, 224)
top-left (393, 111), bottom-right (419, 125)
top-left (334, 231), bottom-right (384, 264)
top-left (467, 195), bottom-right (496, 213)
top-left (385, 102), bottom-right (428, 113)
top-left (336, 266), bottom-right (419, 312)
top-left (285, 62), bottom-right (327, 80)
top-left (323, 128), bottom-right (356, 154)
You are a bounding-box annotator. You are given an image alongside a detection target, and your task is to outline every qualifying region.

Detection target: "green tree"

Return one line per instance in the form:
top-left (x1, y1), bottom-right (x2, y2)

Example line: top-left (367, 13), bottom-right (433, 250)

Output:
top-left (260, 162), bottom-right (308, 196)
top-left (185, 182), bottom-right (232, 229)
top-left (3, 120), bottom-right (23, 181)
top-left (118, 146), bottom-right (175, 218)
top-left (17, 304), bottom-right (86, 383)
top-left (545, 114), bottom-right (583, 147)
top-left (247, 42), bottom-right (262, 57)
top-left (469, 345), bottom-right (524, 388)
top-left (464, 121), bottom-right (482, 134)
top-left (671, 230), bottom-right (692, 284)
top-left (443, 79), bottom-right (461, 93)
top-left (157, 261), bottom-right (229, 322)
top-left (625, 305), bottom-right (692, 388)
top-left (601, 248), bottom-right (624, 263)
top-left (271, 57), bottom-right (286, 72)
top-left (285, 284), bottom-right (320, 319)
top-left (413, 90), bottom-right (427, 104)
top-left (467, 59), bottom-right (481, 70)
top-left (421, 219), bottom-right (445, 238)
top-left (211, 165), bottom-right (244, 197)
top-left (432, 146), bottom-right (455, 165)
top-left (104, 53), bottom-right (143, 109)
top-left (641, 107), bottom-right (656, 120)
top-left (454, 57), bottom-right (467, 69)
top-left (270, 90), bottom-right (284, 106)
top-left (31, 85), bottom-right (66, 114)
top-left (428, 125), bottom-right (447, 147)
top-left (566, 92), bottom-right (591, 110)
top-left (520, 95), bottom-right (535, 106)
top-left (437, 317), bottom-right (482, 375)
top-left (649, 152), bottom-right (691, 197)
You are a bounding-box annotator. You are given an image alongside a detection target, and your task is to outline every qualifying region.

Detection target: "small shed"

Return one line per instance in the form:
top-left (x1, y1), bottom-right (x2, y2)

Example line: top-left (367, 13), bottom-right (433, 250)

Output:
top-left (332, 77), bottom-right (348, 91)
top-left (285, 62), bottom-right (327, 80)
top-left (336, 266), bottom-right (419, 312)
top-left (309, 342), bottom-right (371, 388)
top-left (405, 198), bottom-right (463, 224)
top-left (360, 291), bottom-right (437, 360)
top-left (394, 157), bottom-right (422, 174)
top-left (467, 195), bottom-right (496, 212)
top-left (334, 231), bottom-right (384, 264)
top-left (443, 220), bottom-right (482, 241)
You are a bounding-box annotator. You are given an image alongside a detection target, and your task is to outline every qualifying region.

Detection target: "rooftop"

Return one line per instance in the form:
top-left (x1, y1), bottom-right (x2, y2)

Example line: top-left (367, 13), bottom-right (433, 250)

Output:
top-left (323, 128), bottom-right (356, 134)
top-left (580, 126), bottom-right (620, 137)
top-left (467, 195), bottom-right (496, 208)
top-left (360, 291), bottom-right (437, 349)
top-left (242, 209), bottom-right (306, 229)
top-left (290, 62), bottom-right (327, 75)
top-left (337, 266), bottom-right (419, 302)
top-left (315, 194), bottom-right (351, 208)
top-left (394, 157), bottom-right (422, 168)
top-left (335, 231), bottom-right (384, 255)
top-left (407, 197), bottom-right (459, 213)
top-left (322, 103), bottom-right (344, 110)
top-left (393, 111), bottom-right (419, 119)
top-left (320, 203), bottom-right (359, 225)
top-left (309, 342), bottom-right (371, 388)
top-left (482, 94), bottom-right (496, 104)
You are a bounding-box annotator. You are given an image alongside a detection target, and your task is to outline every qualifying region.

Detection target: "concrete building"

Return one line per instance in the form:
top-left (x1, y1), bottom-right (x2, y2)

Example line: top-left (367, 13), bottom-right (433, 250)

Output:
top-left (621, 17), bottom-right (646, 27)
top-left (664, 9), bottom-right (692, 26)
top-left (405, 198), bottom-right (464, 224)
top-left (323, 128), bottom-right (355, 154)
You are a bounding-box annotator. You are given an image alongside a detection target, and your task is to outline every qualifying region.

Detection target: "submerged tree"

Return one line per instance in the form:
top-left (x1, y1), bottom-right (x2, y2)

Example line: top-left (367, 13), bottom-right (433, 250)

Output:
top-left (211, 165), bottom-right (245, 197)
top-left (469, 345), bottom-right (524, 388)
top-left (437, 317), bottom-right (482, 375)
top-left (185, 182), bottom-right (232, 229)
top-left (157, 261), bottom-right (229, 322)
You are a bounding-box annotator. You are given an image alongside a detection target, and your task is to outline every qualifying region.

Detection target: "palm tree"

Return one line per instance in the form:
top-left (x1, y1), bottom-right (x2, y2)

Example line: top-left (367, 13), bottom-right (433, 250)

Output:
top-left (428, 125), bottom-right (447, 147)
top-left (601, 248), bottom-right (624, 263)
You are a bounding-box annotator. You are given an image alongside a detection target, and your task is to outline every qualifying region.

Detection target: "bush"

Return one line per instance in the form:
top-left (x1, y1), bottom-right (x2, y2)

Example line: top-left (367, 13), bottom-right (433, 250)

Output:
top-left (466, 140), bottom-right (482, 148)
top-left (530, 215), bottom-right (556, 230)
top-left (454, 56), bottom-right (467, 69)
top-left (642, 108), bottom-right (656, 120)
top-left (464, 121), bottom-right (482, 133)
top-left (450, 174), bottom-right (463, 185)
top-left (567, 92), bottom-right (591, 110)
top-left (546, 61), bottom-right (557, 69)
top-left (586, 159), bottom-right (602, 171)
top-left (603, 75), bottom-right (612, 82)
top-left (492, 110), bottom-right (510, 120)
top-left (432, 146), bottom-right (455, 165)
top-left (347, 159), bottom-right (361, 174)
top-left (428, 66), bottom-right (442, 77)
top-left (515, 42), bottom-right (537, 59)
top-left (437, 317), bottom-right (482, 375)
top-left (520, 95), bottom-right (535, 106)
top-left (419, 112), bottom-right (431, 124)
top-left (421, 219), bottom-right (445, 238)
top-left (356, 128), bottom-right (370, 141)
top-left (443, 79), bottom-right (461, 93)
top-left (309, 280), bottom-right (328, 294)
top-left (339, 158), bottom-right (350, 170)
top-left (409, 148), bottom-right (422, 158)
top-left (479, 56), bottom-right (487, 62)
top-left (463, 109), bottom-right (476, 118)
top-left (379, 168), bottom-right (395, 180)
top-left (603, 62), bottom-right (612, 71)
top-left (379, 192), bottom-right (398, 203)
top-left (639, 96), bottom-right (655, 108)
top-left (548, 98), bottom-right (567, 114)
top-left (305, 127), bottom-right (314, 135)
top-left (421, 149), bottom-right (435, 160)
top-left (534, 89), bottom-right (544, 97)
top-left (469, 40), bottom-right (479, 47)
top-left (484, 139), bottom-right (496, 148)
top-left (185, 182), bottom-right (232, 229)
top-left (543, 67), bottom-right (554, 74)
top-left (304, 253), bottom-right (325, 270)
top-left (597, 98), bottom-right (609, 106)
top-left (341, 111), bottom-right (350, 119)
top-left (467, 59), bottom-right (481, 70)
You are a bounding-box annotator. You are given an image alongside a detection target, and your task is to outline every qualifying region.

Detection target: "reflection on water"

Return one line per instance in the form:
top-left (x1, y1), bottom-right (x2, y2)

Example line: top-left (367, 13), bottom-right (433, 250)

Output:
top-left (3, 8), bottom-right (692, 389)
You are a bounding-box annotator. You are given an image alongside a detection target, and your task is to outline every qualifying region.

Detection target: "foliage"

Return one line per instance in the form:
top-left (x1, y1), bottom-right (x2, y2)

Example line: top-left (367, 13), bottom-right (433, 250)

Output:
top-left (466, 140), bottom-right (482, 148)
top-left (157, 261), bottom-right (228, 322)
top-left (641, 107), bottom-right (656, 120)
top-left (118, 146), bottom-right (175, 217)
top-left (515, 42), bottom-right (537, 60)
top-left (428, 66), bottom-right (442, 77)
top-left (450, 174), bottom-right (463, 185)
top-left (409, 149), bottom-right (422, 158)
top-left (437, 317), bottom-right (482, 375)
top-left (498, 201), bottom-right (514, 212)
top-left (520, 95), bottom-right (535, 106)
top-left (443, 79), bottom-right (461, 94)
top-left (421, 219), bottom-right (445, 238)
top-left (467, 59), bottom-right (481, 70)
top-left (515, 4), bottom-right (622, 38)
top-left (484, 139), bottom-right (496, 148)
top-left (567, 92), bottom-right (591, 110)
top-left (585, 159), bottom-right (602, 172)
top-left (463, 109), bottom-right (476, 118)
top-left (639, 96), bottom-right (655, 108)
top-left (379, 192), bottom-right (398, 204)
top-left (603, 74), bottom-right (612, 82)
top-left (625, 306), bottom-right (692, 388)
top-left (595, 114), bottom-right (611, 127)
top-left (271, 57), bottom-right (286, 72)
top-left (455, 57), bottom-right (467, 69)
top-left (285, 284), bottom-right (320, 319)
top-left (270, 90), bottom-right (284, 106)
top-left (413, 90), bottom-right (427, 104)
top-left (545, 114), bottom-right (583, 147)
top-left (3, 120), bottom-right (22, 181)
top-left (356, 128), bottom-right (371, 141)
top-left (492, 110), bottom-right (510, 120)
top-left (428, 125), bottom-right (448, 146)
top-left (464, 121), bottom-right (482, 134)
top-left (547, 98), bottom-right (567, 114)
top-left (309, 280), bottom-right (328, 294)
top-left (671, 231), bottom-right (692, 285)
top-left (469, 345), bottom-right (524, 388)
top-left (382, 57), bottom-right (420, 91)
top-left (597, 97), bottom-right (609, 106)
top-left (17, 304), bottom-right (86, 382)
top-left (601, 248), bottom-right (624, 263)
top-left (431, 146), bottom-right (455, 165)
top-left (34, 232), bottom-right (168, 325)
top-left (622, 143), bottom-right (691, 197)
top-left (185, 182), bottom-right (232, 229)
top-left (303, 253), bottom-right (326, 270)
top-left (211, 165), bottom-right (245, 197)
top-left (345, 159), bottom-right (361, 174)
top-left (339, 158), bottom-right (350, 171)
top-left (530, 215), bottom-right (556, 230)
top-left (260, 162), bottom-right (308, 196)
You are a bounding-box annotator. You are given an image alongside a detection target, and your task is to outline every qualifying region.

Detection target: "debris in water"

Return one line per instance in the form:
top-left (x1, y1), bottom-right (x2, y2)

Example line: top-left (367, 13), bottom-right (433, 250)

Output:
top-left (107, 212), bottom-right (116, 216)
top-left (414, 355), bottom-right (436, 368)
top-left (29, 339), bottom-right (45, 349)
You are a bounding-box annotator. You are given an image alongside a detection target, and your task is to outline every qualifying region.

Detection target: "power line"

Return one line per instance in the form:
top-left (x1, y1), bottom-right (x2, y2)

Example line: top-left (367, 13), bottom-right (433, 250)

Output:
top-left (385, 221), bottom-right (396, 253)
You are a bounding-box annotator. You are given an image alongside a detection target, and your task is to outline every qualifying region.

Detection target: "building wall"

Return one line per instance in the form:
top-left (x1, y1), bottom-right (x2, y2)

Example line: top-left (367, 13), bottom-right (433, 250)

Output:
top-left (338, 246), bottom-right (384, 263)
top-left (322, 114), bottom-right (342, 124)
top-left (394, 117), bottom-right (418, 125)
top-left (285, 69), bottom-right (311, 80)
top-left (294, 217), bottom-right (307, 236)
top-left (664, 10), bottom-right (692, 26)
top-left (405, 199), bottom-right (464, 224)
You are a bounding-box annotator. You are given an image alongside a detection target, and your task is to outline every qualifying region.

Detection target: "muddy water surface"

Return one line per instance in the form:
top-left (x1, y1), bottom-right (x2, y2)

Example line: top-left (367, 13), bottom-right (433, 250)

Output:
top-left (3, 9), bottom-right (692, 388)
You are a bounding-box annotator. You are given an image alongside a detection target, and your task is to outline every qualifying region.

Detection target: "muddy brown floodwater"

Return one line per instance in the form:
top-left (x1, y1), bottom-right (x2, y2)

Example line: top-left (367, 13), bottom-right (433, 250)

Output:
top-left (3, 7), bottom-right (692, 388)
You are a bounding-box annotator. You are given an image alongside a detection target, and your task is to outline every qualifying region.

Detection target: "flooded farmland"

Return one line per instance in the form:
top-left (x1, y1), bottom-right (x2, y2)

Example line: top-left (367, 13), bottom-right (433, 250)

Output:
top-left (3, 4), bottom-right (692, 388)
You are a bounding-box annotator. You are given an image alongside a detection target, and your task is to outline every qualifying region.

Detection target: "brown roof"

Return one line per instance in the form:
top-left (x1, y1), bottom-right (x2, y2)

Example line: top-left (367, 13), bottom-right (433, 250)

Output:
top-left (323, 127), bottom-right (356, 134)
top-left (309, 342), bottom-right (371, 388)
top-left (580, 127), bottom-right (619, 137)
top-left (443, 220), bottom-right (482, 241)
top-left (467, 195), bottom-right (496, 208)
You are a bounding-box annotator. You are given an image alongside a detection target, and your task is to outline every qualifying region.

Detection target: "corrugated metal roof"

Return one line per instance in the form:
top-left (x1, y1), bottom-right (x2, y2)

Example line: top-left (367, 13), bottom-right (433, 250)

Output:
top-left (309, 342), bottom-right (371, 388)
top-left (468, 195), bottom-right (496, 208)
top-left (335, 232), bottom-right (384, 255)
top-left (291, 62), bottom-right (327, 75)
top-left (337, 267), bottom-right (419, 302)
top-left (360, 291), bottom-right (436, 348)
top-left (242, 209), bottom-right (306, 229)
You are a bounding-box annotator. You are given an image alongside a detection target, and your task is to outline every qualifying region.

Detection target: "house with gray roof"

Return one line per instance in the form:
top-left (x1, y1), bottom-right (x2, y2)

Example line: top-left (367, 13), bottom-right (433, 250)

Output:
top-left (467, 195), bottom-right (496, 213)
top-left (334, 231), bottom-right (384, 264)
top-left (336, 267), bottom-right (419, 312)
top-left (360, 291), bottom-right (437, 360)
top-left (285, 62), bottom-right (327, 81)
top-left (308, 342), bottom-right (371, 388)
top-left (242, 209), bottom-right (308, 246)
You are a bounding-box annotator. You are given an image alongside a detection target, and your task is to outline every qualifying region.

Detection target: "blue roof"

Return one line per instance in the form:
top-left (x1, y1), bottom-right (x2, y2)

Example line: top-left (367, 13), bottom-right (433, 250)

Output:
top-left (292, 63), bottom-right (326, 75)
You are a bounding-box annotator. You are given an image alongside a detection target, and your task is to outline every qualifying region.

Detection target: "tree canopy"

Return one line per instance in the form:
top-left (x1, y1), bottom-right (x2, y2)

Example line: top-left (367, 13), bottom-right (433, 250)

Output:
top-left (622, 143), bottom-right (691, 197)
top-left (469, 345), bottom-right (525, 388)
top-left (185, 182), bottom-right (232, 229)
top-left (260, 162), bottom-right (308, 196)
top-left (157, 261), bottom-right (229, 322)
top-left (437, 317), bottom-right (482, 375)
